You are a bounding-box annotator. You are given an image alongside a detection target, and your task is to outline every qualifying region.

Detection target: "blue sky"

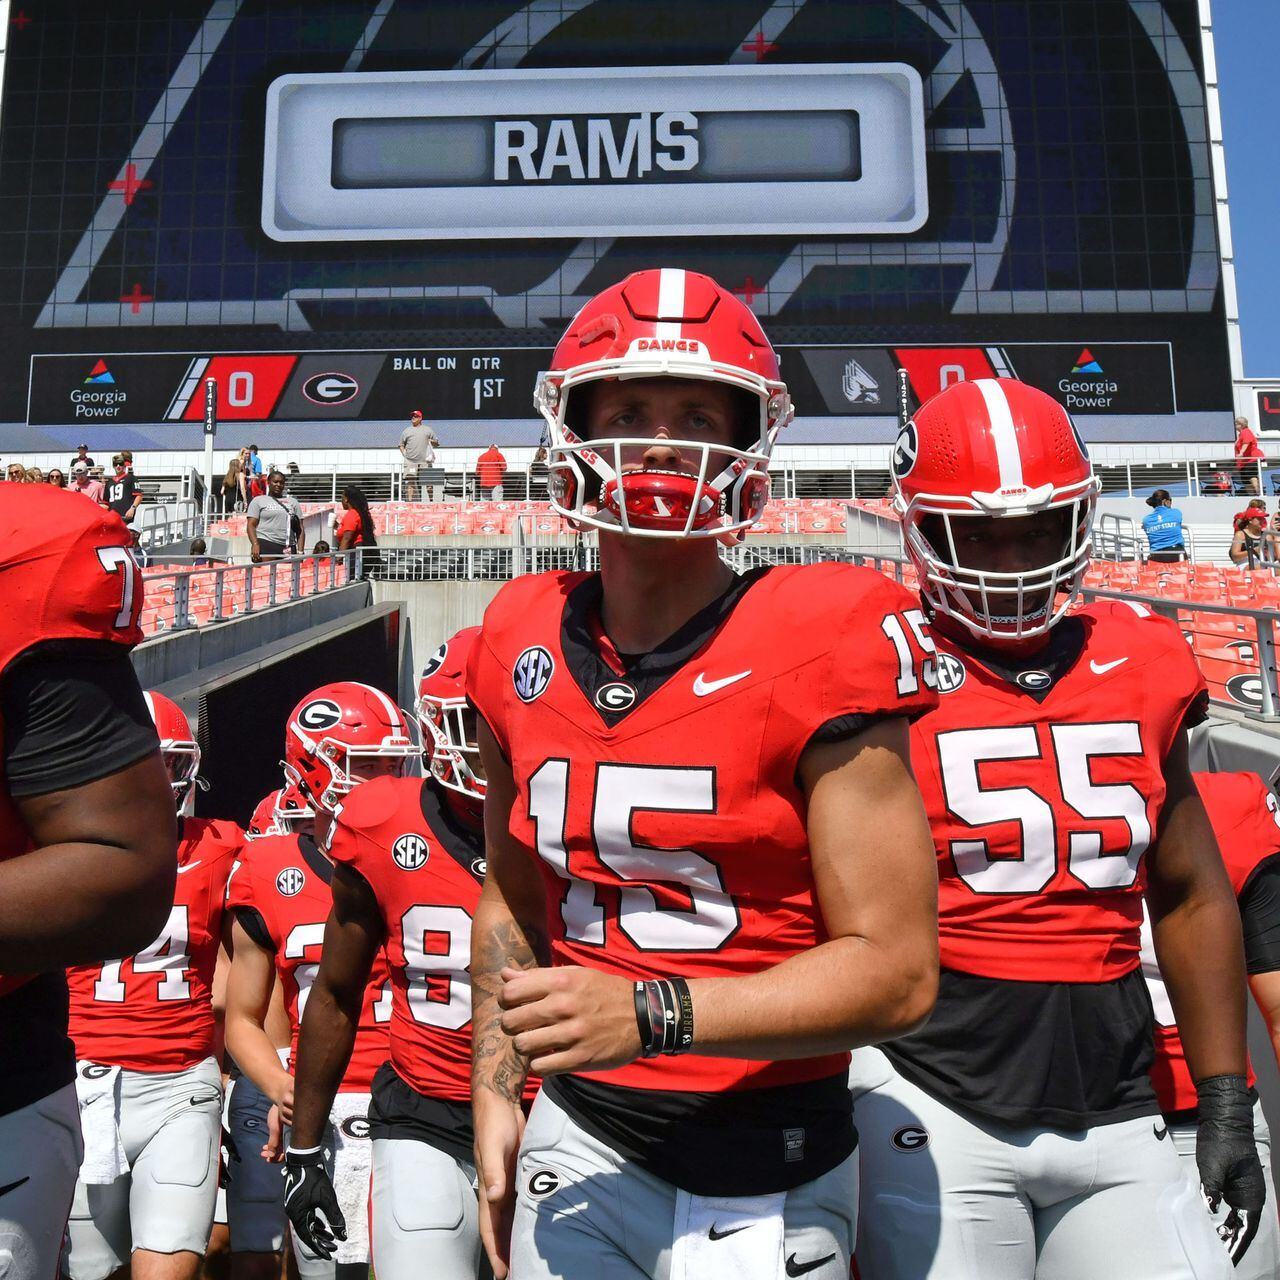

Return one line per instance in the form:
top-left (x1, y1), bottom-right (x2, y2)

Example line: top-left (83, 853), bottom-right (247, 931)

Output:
top-left (1214, 5), bottom-right (1280, 377)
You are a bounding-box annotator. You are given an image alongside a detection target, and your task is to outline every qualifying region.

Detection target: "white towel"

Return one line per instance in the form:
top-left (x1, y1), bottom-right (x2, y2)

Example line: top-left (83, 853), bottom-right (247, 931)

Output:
top-left (74, 1063), bottom-right (129, 1185)
top-left (328, 1092), bottom-right (373, 1264)
top-left (670, 1187), bottom-right (786, 1280)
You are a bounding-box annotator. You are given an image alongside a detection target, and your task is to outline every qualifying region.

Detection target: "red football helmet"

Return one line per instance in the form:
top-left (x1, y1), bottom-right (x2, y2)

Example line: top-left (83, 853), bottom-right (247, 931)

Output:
top-left (415, 627), bottom-right (484, 804)
top-left (246, 785), bottom-right (313, 839)
top-left (892, 377), bottom-right (1100, 644)
top-left (534, 268), bottom-right (792, 541)
top-left (143, 690), bottom-right (201, 808)
top-left (284, 682), bottom-right (418, 811)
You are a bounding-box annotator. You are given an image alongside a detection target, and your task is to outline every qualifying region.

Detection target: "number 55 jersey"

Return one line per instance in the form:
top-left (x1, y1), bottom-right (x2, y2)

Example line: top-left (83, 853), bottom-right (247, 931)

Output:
top-left (887, 599), bottom-right (1208, 1125)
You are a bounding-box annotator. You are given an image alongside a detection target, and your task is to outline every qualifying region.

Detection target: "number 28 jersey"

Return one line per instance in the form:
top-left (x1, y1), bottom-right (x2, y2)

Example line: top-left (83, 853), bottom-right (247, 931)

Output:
top-left (468, 564), bottom-right (938, 1095)
top-left (226, 832), bottom-right (392, 1091)
top-left (911, 600), bottom-right (1207, 982)
top-left (66, 818), bottom-right (241, 1071)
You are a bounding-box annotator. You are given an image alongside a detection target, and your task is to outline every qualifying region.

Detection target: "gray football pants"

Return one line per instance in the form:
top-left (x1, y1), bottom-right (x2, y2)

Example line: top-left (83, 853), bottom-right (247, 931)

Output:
top-left (509, 1086), bottom-right (856, 1280)
top-left (1169, 1100), bottom-right (1279, 1280)
top-left (64, 1057), bottom-right (222, 1280)
top-left (0, 1083), bottom-right (81, 1280)
top-left (370, 1138), bottom-right (480, 1280)
top-left (849, 1045), bottom-right (1231, 1280)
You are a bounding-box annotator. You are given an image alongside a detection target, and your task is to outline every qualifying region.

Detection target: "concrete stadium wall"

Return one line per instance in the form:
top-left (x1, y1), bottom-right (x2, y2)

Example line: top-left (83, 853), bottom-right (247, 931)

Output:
top-left (371, 579), bottom-right (504, 676)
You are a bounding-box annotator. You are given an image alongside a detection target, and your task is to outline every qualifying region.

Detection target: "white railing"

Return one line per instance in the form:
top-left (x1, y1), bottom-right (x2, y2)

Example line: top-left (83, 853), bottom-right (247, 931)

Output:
top-left (134, 498), bottom-right (202, 548)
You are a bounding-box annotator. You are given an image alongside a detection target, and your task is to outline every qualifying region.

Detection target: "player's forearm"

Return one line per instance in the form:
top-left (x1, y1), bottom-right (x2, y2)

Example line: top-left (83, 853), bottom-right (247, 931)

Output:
top-left (225, 1010), bottom-right (293, 1103)
top-left (0, 840), bottom-right (173, 970)
top-left (1152, 895), bottom-right (1249, 1081)
top-left (471, 886), bottom-right (545, 1103)
top-left (290, 983), bottom-right (357, 1148)
top-left (688, 930), bottom-right (937, 1060)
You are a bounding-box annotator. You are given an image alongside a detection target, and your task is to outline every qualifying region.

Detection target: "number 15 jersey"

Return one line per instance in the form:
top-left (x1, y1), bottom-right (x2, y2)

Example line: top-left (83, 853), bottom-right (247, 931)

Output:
top-left (468, 563), bottom-right (938, 1097)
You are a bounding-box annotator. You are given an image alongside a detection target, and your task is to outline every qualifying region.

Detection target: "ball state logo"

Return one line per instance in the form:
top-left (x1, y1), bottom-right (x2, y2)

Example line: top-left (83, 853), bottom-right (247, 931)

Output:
top-left (892, 419), bottom-right (918, 479)
top-left (297, 698), bottom-right (342, 731)
top-left (276, 867), bottom-right (305, 896)
top-left (392, 833), bottom-right (429, 871)
top-left (421, 641), bottom-right (448, 681)
top-left (513, 646), bottom-right (554, 702)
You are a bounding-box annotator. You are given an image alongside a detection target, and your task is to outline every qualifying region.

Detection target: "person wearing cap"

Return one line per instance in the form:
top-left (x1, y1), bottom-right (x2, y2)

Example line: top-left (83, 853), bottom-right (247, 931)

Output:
top-left (69, 461), bottom-right (105, 505)
top-left (1141, 489), bottom-right (1186, 563)
top-left (1230, 507), bottom-right (1277, 568)
top-left (68, 443), bottom-right (95, 471)
top-left (398, 409), bottom-right (439, 501)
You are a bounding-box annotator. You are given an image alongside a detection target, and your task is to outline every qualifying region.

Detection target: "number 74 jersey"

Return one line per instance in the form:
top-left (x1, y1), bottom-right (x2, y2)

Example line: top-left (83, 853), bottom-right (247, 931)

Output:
top-left (911, 600), bottom-right (1208, 984)
top-left (468, 563), bottom-right (939, 1095)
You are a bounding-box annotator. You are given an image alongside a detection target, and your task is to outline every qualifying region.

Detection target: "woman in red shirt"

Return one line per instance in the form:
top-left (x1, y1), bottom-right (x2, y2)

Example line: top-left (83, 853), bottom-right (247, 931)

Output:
top-left (335, 484), bottom-right (377, 552)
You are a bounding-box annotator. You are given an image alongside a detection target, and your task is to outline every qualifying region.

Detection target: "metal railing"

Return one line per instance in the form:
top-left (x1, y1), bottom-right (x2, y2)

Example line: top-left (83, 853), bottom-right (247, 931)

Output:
top-left (134, 498), bottom-right (203, 548)
top-left (138, 551), bottom-right (361, 634)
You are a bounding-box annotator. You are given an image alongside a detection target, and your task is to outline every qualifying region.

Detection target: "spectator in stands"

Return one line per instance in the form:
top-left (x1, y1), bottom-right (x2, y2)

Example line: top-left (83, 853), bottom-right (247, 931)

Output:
top-left (476, 442), bottom-right (508, 500)
top-left (4, 463), bottom-right (24, 482)
top-left (70, 462), bottom-right (104, 504)
top-left (1236, 415), bottom-right (1265, 495)
top-left (105, 457), bottom-right (143, 525)
top-left (247, 444), bottom-right (263, 477)
top-left (247, 470), bottom-right (302, 562)
top-left (247, 467), bottom-right (268, 504)
top-left (311, 540), bottom-right (330, 555)
top-left (119, 448), bottom-right (134, 471)
top-left (1230, 508), bottom-right (1277, 568)
top-left (1142, 490), bottom-right (1186, 563)
top-left (188, 536), bottom-right (209, 567)
top-left (399, 409), bottom-right (439, 501)
top-left (46, 469), bottom-right (66, 489)
top-left (220, 456), bottom-right (241, 514)
top-left (24, 467), bottom-right (43, 484)
top-left (68, 443), bottom-right (94, 471)
top-left (335, 484), bottom-right (377, 553)
top-left (528, 444), bottom-right (550, 500)
top-left (235, 446), bottom-right (252, 510)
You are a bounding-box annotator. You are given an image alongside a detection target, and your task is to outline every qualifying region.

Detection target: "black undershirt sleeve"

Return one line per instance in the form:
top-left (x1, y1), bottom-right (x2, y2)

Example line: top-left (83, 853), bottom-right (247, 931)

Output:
top-left (234, 905), bottom-right (275, 952)
top-left (1, 642), bottom-right (158, 798)
top-left (1239, 857), bottom-right (1280, 975)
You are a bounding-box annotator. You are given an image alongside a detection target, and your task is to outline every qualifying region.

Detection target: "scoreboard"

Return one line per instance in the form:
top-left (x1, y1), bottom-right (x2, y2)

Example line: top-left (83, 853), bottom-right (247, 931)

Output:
top-left (0, 0), bottom-right (1235, 449)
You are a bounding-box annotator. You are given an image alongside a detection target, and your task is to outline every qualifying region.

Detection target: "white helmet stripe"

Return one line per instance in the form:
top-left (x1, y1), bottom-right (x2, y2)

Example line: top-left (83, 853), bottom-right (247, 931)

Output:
top-left (655, 267), bottom-right (685, 341)
top-left (358, 681), bottom-right (407, 736)
top-left (974, 378), bottom-right (1025, 491)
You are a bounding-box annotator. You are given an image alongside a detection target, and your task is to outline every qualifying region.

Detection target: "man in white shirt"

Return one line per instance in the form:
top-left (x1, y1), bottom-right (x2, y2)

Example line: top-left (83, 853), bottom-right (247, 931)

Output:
top-left (398, 410), bottom-right (440, 500)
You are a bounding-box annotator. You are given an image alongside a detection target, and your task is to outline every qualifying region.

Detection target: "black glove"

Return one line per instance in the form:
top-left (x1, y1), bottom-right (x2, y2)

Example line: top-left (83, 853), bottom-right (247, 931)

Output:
top-left (283, 1146), bottom-right (346, 1259)
top-left (219, 1126), bottom-right (240, 1188)
top-left (1196, 1075), bottom-right (1266, 1216)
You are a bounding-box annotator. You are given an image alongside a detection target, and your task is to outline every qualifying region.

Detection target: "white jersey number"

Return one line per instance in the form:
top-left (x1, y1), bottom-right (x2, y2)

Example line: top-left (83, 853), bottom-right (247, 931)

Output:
top-left (284, 922), bottom-right (325, 1019)
top-left (95, 544), bottom-right (140, 630)
top-left (528, 760), bottom-right (738, 951)
top-left (94, 906), bottom-right (192, 1002)
top-left (881, 609), bottom-right (938, 696)
top-left (400, 904), bottom-right (472, 1030)
top-left (938, 722), bottom-right (1151, 895)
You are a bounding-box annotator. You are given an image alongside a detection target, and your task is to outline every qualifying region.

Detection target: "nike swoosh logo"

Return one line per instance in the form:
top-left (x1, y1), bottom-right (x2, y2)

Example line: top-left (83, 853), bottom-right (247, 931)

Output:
top-left (693, 670), bottom-right (752, 697)
top-left (189, 1093), bottom-right (221, 1107)
top-left (1090, 658), bottom-right (1129, 675)
top-left (176, 860), bottom-right (202, 875)
top-left (786, 1253), bottom-right (837, 1277)
top-left (0, 1177), bottom-right (29, 1198)
top-left (708, 1224), bottom-right (749, 1241)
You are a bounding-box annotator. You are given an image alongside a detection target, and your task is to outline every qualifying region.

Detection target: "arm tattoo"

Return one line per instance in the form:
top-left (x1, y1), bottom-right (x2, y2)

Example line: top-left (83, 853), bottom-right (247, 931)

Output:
top-left (472, 915), bottom-right (550, 1103)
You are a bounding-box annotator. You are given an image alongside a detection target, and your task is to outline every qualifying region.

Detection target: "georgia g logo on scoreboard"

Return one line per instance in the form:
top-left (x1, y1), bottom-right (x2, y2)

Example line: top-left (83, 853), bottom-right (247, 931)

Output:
top-left (302, 371), bottom-right (360, 405)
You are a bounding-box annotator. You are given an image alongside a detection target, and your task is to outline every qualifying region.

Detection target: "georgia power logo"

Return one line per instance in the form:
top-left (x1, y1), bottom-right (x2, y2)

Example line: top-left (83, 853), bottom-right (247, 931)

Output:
top-left (892, 418), bottom-right (918, 479)
top-left (70, 358), bottom-right (127, 420)
top-left (276, 867), bottom-right (305, 896)
top-left (297, 698), bottom-right (343, 731)
top-left (302, 371), bottom-right (360, 405)
top-left (513, 646), bottom-right (555, 703)
top-left (392, 833), bottom-right (430, 871)
top-left (420, 641), bottom-right (448, 681)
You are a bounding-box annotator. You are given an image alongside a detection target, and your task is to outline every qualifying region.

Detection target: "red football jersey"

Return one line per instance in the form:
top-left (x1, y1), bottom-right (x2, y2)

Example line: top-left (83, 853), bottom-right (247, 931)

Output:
top-left (910, 600), bottom-right (1206, 983)
top-left (66, 818), bottom-right (241, 1071)
top-left (226, 832), bottom-right (392, 1092)
top-left (329, 776), bottom-right (538, 1103)
top-left (0, 488), bottom-right (144, 998)
top-left (468, 564), bottom-right (937, 1094)
top-left (1144, 770), bottom-right (1280, 1112)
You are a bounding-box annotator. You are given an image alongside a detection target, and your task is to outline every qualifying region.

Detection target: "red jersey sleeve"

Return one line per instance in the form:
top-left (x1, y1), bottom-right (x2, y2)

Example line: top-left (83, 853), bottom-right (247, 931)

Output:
top-left (1197, 771), bottom-right (1280, 896)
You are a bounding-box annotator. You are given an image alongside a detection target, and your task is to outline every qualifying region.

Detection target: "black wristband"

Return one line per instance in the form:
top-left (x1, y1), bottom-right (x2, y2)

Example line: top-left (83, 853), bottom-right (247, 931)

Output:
top-left (669, 976), bottom-right (694, 1054)
top-left (634, 981), bottom-right (661, 1058)
top-left (1196, 1074), bottom-right (1253, 1131)
top-left (284, 1145), bottom-right (327, 1167)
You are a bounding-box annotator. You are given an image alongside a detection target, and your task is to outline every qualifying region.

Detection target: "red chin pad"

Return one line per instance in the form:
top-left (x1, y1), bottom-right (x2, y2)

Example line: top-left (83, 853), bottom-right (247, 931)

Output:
top-left (601, 471), bottom-right (722, 531)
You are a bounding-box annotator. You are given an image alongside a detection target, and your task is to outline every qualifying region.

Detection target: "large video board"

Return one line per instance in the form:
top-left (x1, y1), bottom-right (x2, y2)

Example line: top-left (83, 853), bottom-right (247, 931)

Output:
top-left (0, 1), bottom-right (1232, 450)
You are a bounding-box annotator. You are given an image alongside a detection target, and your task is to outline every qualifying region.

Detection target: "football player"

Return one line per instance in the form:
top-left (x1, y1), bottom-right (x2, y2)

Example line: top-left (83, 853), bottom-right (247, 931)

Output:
top-left (850, 377), bottom-right (1261, 1279)
top-left (0, 485), bottom-right (175, 1280)
top-left (246, 784), bottom-right (312, 840)
top-left (1143, 769), bottom-right (1280, 1278)
top-left (224, 682), bottom-right (412, 1280)
top-left (283, 628), bottom-right (538, 1278)
top-left (467, 268), bottom-right (941, 1280)
top-left (62, 691), bottom-right (242, 1280)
